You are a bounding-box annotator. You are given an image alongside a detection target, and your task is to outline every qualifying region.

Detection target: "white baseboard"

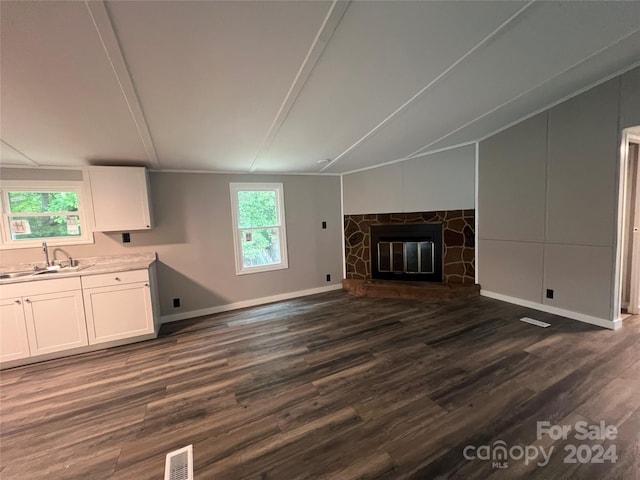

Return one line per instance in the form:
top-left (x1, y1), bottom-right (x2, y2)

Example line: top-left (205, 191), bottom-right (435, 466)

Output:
top-left (480, 290), bottom-right (622, 330)
top-left (160, 284), bottom-right (343, 324)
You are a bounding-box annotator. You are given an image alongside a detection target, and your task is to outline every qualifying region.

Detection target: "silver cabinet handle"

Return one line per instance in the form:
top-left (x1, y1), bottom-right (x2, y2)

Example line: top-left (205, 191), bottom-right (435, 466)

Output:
top-left (15, 299), bottom-right (21, 304)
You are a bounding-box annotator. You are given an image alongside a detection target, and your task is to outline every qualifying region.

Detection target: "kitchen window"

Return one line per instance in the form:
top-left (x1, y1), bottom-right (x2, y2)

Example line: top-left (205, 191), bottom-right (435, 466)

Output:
top-left (229, 182), bottom-right (288, 275)
top-left (0, 181), bottom-right (93, 248)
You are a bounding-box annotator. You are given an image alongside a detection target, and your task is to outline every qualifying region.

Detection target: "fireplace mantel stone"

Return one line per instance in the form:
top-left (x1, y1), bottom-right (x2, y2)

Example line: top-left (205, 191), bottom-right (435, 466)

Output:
top-left (344, 210), bottom-right (475, 284)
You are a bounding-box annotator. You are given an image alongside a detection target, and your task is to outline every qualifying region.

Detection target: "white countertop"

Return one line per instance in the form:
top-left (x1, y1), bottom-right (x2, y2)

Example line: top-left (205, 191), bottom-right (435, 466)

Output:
top-left (0, 252), bottom-right (157, 285)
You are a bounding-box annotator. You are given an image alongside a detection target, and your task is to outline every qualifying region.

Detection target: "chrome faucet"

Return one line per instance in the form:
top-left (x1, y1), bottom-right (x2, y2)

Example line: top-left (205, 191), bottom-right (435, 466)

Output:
top-left (42, 241), bottom-right (51, 268)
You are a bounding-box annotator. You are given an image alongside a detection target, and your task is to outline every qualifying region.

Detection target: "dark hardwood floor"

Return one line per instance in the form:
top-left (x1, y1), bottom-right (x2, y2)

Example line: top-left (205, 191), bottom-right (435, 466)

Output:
top-left (1, 291), bottom-right (639, 479)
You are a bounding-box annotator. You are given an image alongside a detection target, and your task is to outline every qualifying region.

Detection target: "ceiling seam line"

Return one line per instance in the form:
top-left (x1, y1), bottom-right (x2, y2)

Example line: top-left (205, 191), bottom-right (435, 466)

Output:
top-left (341, 141), bottom-right (477, 176)
top-left (407, 25), bottom-right (640, 159)
top-left (248, 0), bottom-right (351, 173)
top-left (0, 140), bottom-right (40, 167)
top-left (149, 168), bottom-right (340, 176)
top-left (320, 0), bottom-right (536, 173)
top-left (474, 62), bottom-right (640, 146)
top-left (84, 0), bottom-right (160, 169)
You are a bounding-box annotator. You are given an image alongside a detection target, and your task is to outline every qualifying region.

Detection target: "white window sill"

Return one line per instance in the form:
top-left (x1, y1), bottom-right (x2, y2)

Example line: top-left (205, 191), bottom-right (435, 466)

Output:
top-left (0, 235), bottom-right (95, 250)
top-left (235, 262), bottom-right (289, 276)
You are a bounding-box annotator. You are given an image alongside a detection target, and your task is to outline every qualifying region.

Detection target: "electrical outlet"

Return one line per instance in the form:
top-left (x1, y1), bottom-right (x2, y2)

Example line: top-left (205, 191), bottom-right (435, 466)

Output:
top-left (322, 221), bottom-right (327, 229)
top-left (173, 298), bottom-right (181, 308)
top-left (326, 274), bottom-right (331, 282)
top-left (546, 289), bottom-right (554, 299)
top-left (122, 232), bottom-right (131, 243)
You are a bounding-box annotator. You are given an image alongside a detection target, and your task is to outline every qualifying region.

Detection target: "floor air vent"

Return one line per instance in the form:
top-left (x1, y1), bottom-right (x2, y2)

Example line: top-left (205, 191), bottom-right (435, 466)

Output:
top-left (164, 444), bottom-right (194, 480)
top-left (520, 317), bottom-right (550, 328)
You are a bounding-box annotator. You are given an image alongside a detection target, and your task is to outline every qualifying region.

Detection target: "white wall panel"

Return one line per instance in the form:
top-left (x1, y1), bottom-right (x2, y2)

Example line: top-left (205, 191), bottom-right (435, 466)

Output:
top-left (478, 114), bottom-right (547, 242)
top-left (478, 239), bottom-right (544, 303)
top-left (543, 244), bottom-right (613, 319)
top-left (402, 145), bottom-right (475, 213)
top-left (342, 163), bottom-right (403, 215)
top-left (478, 73), bottom-right (628, 322)
top-left (621, 67), bottom-right (640, 130)
top-left (546, 79), bottom-right (619, 246)
top-left (342, 145), bottom-right (474, 215)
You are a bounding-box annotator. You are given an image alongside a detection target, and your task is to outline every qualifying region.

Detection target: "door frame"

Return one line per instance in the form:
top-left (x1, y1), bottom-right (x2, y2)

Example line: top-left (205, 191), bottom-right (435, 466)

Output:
top-left (613, 128), bottom-right (640, 319)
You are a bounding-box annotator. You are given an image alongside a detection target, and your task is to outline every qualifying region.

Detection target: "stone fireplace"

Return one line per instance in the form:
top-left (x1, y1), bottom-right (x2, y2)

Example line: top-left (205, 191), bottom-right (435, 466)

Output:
top-left (344, 210), bottom-right (475, 284)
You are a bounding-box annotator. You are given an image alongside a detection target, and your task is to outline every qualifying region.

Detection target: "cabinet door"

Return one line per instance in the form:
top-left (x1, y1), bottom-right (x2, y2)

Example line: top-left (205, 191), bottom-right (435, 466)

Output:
top-left (23, 290), bottom-right (88, 356)
top-left (89, 166), bottom-right (152, 231)
top-left (0, 298), bottom-right (30, 362)
top-left (83, 282), bottom-right (154, 344)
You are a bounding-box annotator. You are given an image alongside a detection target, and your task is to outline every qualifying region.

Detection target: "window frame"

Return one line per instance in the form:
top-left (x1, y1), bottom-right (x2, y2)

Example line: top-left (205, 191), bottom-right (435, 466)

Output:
top-left (229, 182), bottom-right (289, 275)
top-left (0, 180), bottom-right (95, 249)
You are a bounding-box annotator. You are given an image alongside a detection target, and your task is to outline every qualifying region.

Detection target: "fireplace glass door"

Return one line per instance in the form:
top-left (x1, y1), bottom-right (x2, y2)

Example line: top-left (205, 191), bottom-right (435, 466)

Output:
top-left (370, 223), bottom-right (442, 282)
top-left (377, 241), bottom-right (434, 274)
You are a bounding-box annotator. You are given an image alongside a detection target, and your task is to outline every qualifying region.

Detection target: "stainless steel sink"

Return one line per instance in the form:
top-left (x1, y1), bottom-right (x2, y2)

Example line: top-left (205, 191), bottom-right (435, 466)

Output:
top-left (0, 271), bottom-right (35, 279)
top-left (0, 264), bottom-right (92, 280)
top-left (31, 265), bottom-right (89, 275)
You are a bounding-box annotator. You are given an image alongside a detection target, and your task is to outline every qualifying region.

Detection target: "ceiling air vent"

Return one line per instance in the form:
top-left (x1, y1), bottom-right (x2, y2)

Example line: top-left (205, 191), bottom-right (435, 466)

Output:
top-left (164, 444), bottom-right (194, 480)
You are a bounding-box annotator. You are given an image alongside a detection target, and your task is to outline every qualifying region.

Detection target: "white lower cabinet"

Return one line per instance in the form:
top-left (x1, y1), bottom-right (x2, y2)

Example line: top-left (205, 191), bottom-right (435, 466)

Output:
top-left (0, 267), bottom-right (157, 368)
top-left (23, 290), bottom-right (88, 355)
top-left (0, 297), bottom-right (31, 362)
top-left (83, 280), bottom-right (154, 345)
top-left (0, 277), bottom-right (87, 360)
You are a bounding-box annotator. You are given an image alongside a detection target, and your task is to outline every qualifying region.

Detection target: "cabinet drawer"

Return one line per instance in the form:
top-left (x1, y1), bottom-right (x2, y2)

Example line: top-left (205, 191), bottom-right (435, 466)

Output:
top-left (81, 269), bottom-right (149, 289)
top-left (0, 276), bottom-right (82, 299)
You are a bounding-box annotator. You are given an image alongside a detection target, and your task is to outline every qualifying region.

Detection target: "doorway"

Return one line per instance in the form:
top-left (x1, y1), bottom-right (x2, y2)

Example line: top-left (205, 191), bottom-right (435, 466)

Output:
top-left (617, 126), bottom-right (640, 317)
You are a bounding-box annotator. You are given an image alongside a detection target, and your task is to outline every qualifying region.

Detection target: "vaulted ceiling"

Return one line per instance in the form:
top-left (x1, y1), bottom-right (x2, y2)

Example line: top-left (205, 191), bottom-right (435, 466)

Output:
top-left (1, 1), bottom-right (639, 173)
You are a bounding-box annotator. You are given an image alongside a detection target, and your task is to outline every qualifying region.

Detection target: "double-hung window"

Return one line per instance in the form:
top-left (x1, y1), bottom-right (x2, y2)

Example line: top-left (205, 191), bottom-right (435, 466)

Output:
top-left (230, 183), bottom-right (288, 274)
top-left (0, 181), bottom-right (93, 248)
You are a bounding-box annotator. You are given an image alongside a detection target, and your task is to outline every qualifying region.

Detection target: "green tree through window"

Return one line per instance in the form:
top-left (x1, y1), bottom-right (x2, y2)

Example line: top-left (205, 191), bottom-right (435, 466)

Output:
top-left (5, 191), bottom-right (81, 240)
top-left (238, 190), bottom-right (278, 267)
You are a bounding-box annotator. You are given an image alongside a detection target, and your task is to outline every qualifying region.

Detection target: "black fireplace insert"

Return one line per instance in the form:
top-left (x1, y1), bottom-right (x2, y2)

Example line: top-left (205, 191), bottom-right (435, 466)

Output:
top-left (370, 223), bottom-right (443, 282)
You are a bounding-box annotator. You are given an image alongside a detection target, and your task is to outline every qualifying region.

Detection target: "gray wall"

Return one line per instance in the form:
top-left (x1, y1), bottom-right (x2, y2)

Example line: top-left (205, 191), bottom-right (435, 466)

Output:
top-left (0, 170), bottom-right (343, 317)
top-left (478, 67), bottom-right (640, 321)
top-left (342, 144), bottom-right (475, 214)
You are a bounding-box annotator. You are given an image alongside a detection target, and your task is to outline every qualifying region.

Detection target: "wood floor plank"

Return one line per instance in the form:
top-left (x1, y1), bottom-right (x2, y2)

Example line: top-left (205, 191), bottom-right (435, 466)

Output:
top-left (1, 291), bottom-right (639, 479)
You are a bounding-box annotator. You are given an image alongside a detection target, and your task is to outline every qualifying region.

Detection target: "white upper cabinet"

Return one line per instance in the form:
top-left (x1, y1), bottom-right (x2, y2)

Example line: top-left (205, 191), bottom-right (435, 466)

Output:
top-left (88, 166), bottom-right (153, 231)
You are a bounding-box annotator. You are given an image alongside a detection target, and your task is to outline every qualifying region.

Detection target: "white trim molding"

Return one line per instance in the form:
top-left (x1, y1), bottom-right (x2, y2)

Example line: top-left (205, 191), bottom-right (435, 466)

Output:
top-left (321, 1), bottom-right (535, 173)
top-left (85, 0), bottom-right (159, 169)
top-left (160, 284), bottom-right (343, 324)
top-left (480, 290), bottom-right (621, 330)
top-left (340, 141), bottom-right (477, 176)
top-left (474, 142), bottom-right (479, 285)
top-left (249, 0), bottom-right (351, 173)
top-left (0, 179), bottom-right (95, 249)
top-left (150, 168), bottom-right (340, 176)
